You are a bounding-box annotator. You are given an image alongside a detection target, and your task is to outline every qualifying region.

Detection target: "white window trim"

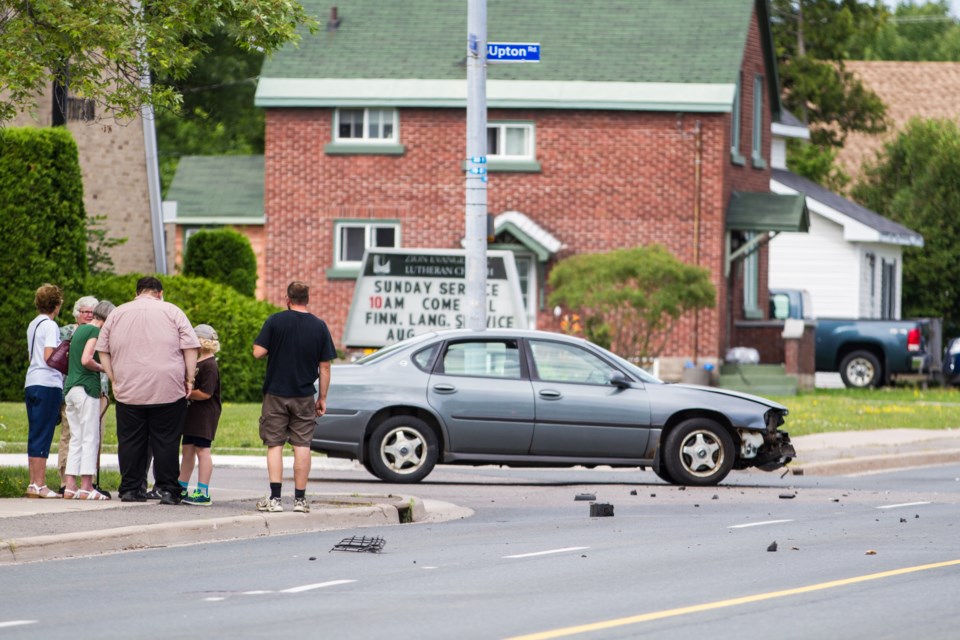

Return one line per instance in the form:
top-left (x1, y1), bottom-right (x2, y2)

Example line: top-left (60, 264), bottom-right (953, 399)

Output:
top-left (731, 73), bottom-right (742, 160)
top-left (743, 232), bottom-right (760, 317)
top-left (333, 220), bottom-right (401, 270)
top-left (487, 122), bottom-right (535, 160)
top-left (751, 75), bottom-right (764, 163)
top-left (333, 108), bottom-right (399, 143)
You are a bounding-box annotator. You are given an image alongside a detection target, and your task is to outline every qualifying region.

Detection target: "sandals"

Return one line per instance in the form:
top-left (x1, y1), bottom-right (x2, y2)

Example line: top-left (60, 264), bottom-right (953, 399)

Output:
top-left (63, 488), bottom-right (79, 500)
top-left (25, 483), bottom-right (61, 499)
top-left (76, 489), bottom-right (109, 501)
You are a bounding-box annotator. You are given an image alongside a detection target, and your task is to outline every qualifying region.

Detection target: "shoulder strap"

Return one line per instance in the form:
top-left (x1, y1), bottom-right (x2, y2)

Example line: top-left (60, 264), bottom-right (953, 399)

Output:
top-left (28, 317), bottom-right (52, 361)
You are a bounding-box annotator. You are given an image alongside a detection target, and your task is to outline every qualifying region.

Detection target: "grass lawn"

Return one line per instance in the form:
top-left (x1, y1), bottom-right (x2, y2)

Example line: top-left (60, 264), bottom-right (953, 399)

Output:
top-left (0, 402), bottom-right (265, 455)
top-left (769, 386), bottom-right (960, 435)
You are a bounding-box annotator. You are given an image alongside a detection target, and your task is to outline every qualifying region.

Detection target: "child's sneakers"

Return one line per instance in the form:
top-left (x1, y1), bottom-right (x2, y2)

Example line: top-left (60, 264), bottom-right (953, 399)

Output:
top-left (293, 497), bottom-right (310, 513)
top-left (183, 490), bottom-right (211, 506)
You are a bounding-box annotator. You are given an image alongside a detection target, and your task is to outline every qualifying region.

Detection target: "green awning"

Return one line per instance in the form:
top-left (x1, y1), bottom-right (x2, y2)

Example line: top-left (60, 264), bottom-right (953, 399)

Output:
top-left (726, 192), bottom-right (809, 233)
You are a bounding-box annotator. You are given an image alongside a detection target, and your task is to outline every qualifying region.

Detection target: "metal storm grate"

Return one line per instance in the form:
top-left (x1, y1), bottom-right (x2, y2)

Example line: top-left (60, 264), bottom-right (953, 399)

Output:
top-left (331, 536), bottom-right (386, 553)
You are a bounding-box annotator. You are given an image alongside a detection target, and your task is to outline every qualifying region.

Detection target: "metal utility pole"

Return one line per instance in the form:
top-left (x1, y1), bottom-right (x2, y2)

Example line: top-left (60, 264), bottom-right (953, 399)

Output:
top-left (465, 0), bottom-right (489, 331)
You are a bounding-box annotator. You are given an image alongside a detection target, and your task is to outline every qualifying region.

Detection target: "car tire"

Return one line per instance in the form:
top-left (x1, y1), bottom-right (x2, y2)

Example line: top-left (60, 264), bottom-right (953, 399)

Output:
top-left (651, 459), bottom-right (677, 485)
top-left (662, 418), bottom-right (735, 486)
top-left (367, 415), bottom-right (439, 483)
top-left (839, 350), bottom-right (882, 388)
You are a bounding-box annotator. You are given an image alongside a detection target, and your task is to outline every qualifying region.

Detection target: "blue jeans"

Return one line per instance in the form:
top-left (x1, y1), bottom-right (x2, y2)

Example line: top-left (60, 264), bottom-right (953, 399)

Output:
top-left (25, 385), bottom-right (63, 458)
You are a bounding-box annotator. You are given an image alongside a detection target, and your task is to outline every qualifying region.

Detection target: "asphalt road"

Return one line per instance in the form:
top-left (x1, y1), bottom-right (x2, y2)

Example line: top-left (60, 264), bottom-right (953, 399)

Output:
top-left (2, 464), bottom-right (959, 639)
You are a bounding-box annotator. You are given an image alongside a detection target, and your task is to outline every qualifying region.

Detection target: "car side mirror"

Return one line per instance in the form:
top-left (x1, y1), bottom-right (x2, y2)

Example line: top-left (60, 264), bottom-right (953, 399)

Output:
top-left (609, 372), bottom-right (632, 389)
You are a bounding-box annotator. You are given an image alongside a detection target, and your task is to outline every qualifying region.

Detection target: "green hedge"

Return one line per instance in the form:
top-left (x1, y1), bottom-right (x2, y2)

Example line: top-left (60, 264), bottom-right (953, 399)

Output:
top-left (183, 228), bottom-right (257, 297)
top-left (0, 128), bottom-right (87, 401)
top-left (74, 273), bottom-right (281, 402)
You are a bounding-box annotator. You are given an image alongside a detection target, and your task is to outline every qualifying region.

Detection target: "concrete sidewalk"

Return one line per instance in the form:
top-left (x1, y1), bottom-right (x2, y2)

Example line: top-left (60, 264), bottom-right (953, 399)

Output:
top-left (3, 429), bottom-right (960, 564)
top-left (0, 453), bottom-right (471, 565)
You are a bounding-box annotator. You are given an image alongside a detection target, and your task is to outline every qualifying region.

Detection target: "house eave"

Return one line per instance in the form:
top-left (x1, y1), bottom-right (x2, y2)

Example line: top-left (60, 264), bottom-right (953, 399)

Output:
top-left (255, 78), bottom-right (735, 112)
top-left (770, 180), bottom-right (923, 247)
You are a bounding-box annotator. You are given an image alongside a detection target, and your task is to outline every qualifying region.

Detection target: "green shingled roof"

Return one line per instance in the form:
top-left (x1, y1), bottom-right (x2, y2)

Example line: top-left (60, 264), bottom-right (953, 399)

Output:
top-left (166, 156), bottom-right (264, 222)
top-left (264, 0), bottom-right (756, 84)
top-left (257, 0), bottom-right (780, 113)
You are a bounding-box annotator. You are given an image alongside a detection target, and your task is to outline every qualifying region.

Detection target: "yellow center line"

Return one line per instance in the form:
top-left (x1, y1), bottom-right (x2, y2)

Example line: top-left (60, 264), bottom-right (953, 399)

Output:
top-left (505, 559), bottom-right (960, 640)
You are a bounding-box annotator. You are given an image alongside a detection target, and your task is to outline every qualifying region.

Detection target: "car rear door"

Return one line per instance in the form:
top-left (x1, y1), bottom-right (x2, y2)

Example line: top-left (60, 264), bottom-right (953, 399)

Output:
top-left (427, 338), bottom-right (535, 454)
top-left (526, 338), bottom-right (651, 458)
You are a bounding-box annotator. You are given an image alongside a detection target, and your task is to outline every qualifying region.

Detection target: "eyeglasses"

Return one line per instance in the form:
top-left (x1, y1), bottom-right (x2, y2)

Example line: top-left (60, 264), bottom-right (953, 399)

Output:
top-left (78, 309), bottom-right (95, 315)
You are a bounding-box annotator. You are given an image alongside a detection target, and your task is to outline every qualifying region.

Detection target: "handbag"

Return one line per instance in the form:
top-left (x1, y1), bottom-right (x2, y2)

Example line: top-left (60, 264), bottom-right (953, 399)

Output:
top-left (45, 338), bottom-right (70, 375)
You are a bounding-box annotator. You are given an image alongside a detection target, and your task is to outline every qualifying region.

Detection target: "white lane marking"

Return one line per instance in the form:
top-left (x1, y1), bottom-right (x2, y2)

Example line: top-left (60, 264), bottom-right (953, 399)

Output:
top-left (280, 580), bottom-right (357, 593)
top-left (728, 519), bottom-right (794, 529)
top-left (877, 501), bottom-right (931, 510)
top-left (421, 566), bottom-right (438, 570)
top-left (504, 547), bottom-right (589, 559)
top-left (0, 621), bottom-right (37, 629)
top-left (204, 597), bottom-right (226, 602)
top-left (242, 590), bottom-right (273, 595)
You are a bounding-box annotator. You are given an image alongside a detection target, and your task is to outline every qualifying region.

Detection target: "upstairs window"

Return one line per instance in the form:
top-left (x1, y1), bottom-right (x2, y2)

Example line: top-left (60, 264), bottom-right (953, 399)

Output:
top-left (334, 220), bottom-right (400, 269)
top-left (487, 123), bottom-right (534, 160)
top-left (335, 108), bottom-right (398, 143)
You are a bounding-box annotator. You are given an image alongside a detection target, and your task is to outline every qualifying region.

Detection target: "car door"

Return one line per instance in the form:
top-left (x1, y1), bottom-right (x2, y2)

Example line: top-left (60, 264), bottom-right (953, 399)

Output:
top-left (427, 338), bottom-right (535, 454)
top-left (527, 338), bottom-right (651, 458)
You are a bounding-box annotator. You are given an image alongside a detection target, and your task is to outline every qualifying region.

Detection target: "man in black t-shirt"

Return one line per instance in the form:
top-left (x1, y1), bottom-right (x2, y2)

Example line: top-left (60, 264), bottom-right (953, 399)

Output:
top-left (252, 281), bottom-right (337, 513)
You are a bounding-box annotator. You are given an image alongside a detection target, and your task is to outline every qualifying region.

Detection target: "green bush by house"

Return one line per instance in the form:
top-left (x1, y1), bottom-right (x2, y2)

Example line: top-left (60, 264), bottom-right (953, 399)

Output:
top-left (0, 127), bottom-right (87, 401)
top-left (183, 228), bottom-right (258, 297)
top-left (76, 273), bottom-right (280, 402)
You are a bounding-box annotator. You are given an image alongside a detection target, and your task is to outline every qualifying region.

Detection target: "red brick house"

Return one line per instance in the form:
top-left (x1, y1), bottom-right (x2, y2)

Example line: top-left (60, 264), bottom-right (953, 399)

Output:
top-left (216, 0), bottom-right (810, 378)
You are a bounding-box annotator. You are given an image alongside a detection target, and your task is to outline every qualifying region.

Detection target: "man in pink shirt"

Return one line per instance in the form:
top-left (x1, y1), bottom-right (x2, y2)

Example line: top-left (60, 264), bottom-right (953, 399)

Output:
top-left (96, 277), bottom-right (199, 504)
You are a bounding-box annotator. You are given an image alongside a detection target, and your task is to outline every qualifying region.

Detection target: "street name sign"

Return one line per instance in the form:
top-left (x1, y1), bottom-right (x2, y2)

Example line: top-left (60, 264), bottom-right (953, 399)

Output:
top-left (487, 42), bottom-right (541, 63)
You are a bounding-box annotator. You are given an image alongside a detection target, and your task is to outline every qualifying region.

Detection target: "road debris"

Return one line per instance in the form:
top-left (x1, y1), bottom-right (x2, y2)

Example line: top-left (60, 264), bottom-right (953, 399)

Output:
top-left (590, 503), bottom-right (614, 517)
top-left (866, 550), bottom-right (877, 555)
top-left (767, 541), bottom-right (778, 552)
top-left (575, 493), bottom-right (597, 501)
top-left (779, 493), bottom-right (796, 499)
top-left (630, 490), bottom-right (638, 496)
top-left (331, 536), bottom-right (386, 553)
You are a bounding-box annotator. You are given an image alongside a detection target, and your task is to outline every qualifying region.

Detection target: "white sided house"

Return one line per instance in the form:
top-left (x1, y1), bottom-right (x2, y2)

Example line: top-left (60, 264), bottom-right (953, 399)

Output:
top-left (767, 114), bottom-right (923, 319)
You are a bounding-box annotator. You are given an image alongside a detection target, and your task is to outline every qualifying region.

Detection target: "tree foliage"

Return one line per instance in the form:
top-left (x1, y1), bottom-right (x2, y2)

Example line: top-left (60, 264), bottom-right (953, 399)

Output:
top-left (852, 118), bottom-right (960, 333)
top-left (155, 29), bottom-right (267, 193)
top-left (183, 228), bottom-right (258, 297)
top-left (771, 0), bottom-right (888, 149)
top-left (69, 273), bottom-right (281, 402)
top-left (851, 1), bottom-right (960, 61)
top-left (0, 0), bottom-right (316, 124)
top-left (547, 245), bottom-right (716, 361)
top-left (86, 214), bottom-right (128, 276)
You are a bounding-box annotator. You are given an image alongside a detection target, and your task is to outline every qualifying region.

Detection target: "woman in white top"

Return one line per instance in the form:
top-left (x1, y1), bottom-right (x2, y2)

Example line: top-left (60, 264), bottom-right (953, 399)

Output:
top-left (25, 283), bottom-right (65, 498)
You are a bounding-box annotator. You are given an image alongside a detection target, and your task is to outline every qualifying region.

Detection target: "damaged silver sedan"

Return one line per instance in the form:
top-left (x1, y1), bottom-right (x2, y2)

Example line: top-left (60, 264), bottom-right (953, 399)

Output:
top-left (314, 329), bottom-right (794, 486)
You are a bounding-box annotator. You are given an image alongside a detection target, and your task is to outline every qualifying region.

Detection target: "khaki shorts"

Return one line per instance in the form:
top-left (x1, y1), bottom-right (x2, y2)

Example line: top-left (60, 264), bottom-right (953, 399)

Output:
top-left (259, 394), bottom-right (316, 447)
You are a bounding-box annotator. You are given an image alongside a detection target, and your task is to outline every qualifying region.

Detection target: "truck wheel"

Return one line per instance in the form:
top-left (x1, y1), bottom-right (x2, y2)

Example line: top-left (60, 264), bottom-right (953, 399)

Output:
top-left (839, 350), bottom-right (882, 388)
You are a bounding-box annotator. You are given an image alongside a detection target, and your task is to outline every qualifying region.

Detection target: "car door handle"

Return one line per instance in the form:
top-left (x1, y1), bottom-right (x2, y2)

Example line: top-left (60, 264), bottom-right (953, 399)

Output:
top-left (432, 384), bottom-right (456, 393)
top-left (539, 389), bottom-right (562, 399)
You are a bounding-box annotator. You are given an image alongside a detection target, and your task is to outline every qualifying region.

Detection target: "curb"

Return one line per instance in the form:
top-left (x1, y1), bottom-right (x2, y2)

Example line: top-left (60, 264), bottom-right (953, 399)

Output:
top-left (0, 495), bottom-right (430, 565)
top-left (791, 448), bottom-right (960, 477)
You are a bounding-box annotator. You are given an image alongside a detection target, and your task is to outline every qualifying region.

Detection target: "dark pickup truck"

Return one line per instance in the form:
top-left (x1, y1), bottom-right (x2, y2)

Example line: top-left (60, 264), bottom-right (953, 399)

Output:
top-left (770, 289), bottom-right (932, 388)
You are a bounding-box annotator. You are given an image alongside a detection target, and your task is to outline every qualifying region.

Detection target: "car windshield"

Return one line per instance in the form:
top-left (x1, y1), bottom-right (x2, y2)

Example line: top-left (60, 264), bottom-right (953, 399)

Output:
top-left (590, 342), bottom-right (663, 384)
top-left (352, 332), bottom-right (438, 365)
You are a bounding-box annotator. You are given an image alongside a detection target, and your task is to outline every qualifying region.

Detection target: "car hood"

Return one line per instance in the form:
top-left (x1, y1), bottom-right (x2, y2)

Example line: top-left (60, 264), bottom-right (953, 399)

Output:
top-left (667, 383), bottom-right (788, 412)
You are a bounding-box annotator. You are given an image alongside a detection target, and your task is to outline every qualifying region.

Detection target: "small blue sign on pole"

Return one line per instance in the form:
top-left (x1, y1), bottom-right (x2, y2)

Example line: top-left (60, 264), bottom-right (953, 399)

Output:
top-left (487, 42), bottom-right (541, 63)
